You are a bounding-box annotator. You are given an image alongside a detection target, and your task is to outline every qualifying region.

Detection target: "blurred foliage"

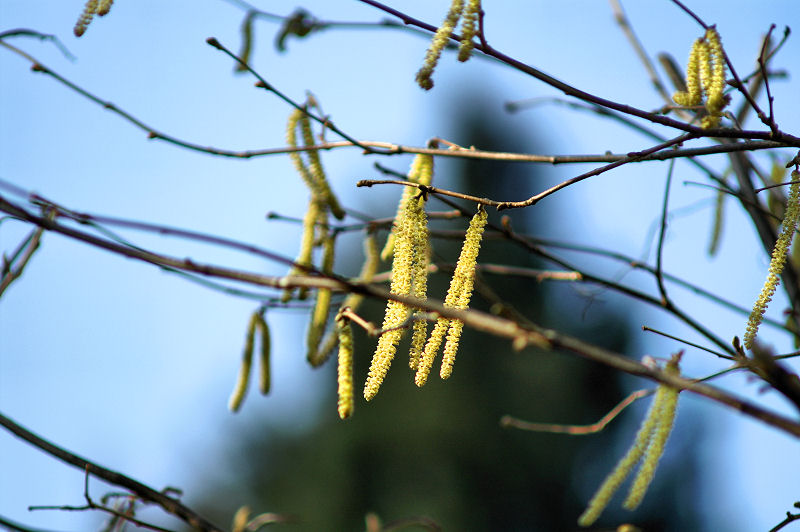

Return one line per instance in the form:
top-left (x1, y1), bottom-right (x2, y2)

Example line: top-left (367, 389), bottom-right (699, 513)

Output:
top-left (190, 96), bottom-right (705, 532)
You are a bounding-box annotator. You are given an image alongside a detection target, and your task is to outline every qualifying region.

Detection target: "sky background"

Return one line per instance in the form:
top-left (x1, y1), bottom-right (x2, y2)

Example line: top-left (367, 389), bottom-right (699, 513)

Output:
top-left (1, 1), bottom-right (799, 531)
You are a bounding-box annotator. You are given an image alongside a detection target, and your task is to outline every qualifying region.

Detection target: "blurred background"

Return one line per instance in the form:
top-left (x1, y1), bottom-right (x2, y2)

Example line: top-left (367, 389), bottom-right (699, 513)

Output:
top-left (1, 1), bottom-right (799, 531)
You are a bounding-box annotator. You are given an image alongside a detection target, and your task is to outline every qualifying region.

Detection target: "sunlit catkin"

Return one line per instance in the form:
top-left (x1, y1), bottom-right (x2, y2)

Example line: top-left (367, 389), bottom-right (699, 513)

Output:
top-left (381, 154), bottom-right (434, 261)
top-left (228, 313), bottom-right (258, 412)
top-left (744, 174), bottom-right (800, 349)
top-left (364, 192), bottom-right (424, 400)
top-left (578, 355), bottom-right (682, 526)
top-left (701, 27), bottom-right (728, 128)
top-left (336, 313), bottom-right (355, 419)
top-left (415, 0), bottom-right (465, 90)
top-left (672, 38), bottom-right (703, 107)
top-left (408, 196), bottom-right (431, 370)
top-left (440, 206), bottom-right (488, 379)
top-left (416, 206), bottom-right (487, 386)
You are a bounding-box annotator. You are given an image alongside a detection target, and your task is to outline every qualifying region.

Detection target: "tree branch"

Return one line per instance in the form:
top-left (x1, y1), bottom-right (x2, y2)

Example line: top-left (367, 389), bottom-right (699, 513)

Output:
top-left (0, 412), bottom-right (224, 532)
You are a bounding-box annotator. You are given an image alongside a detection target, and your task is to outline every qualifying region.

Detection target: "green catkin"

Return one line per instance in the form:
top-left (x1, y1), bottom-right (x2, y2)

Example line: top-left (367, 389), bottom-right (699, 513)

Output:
top-left (578, 356), bottom-right (682, 527)
top-left (282, 198), bottom-right (322, 302)
top-left (235, 11), bottom-right (256, 72)
top-left (306, 234), bottom-right (335, 360)
top-left (707, 183), bottom-right (726, 256)
top-left (458, 0), bottom-right (481, 62)
top-left (74, 0), bottom-right (99, 36)
top-left (286, 108), bottom-right (345, 219)
top-left (254, 313), bottom-right (271, 395)
top-left (336, 314), bottom-right (355, 419)
top-left (298, 110), bottom-right (345, 220)
top-left (744, 174), bottom-right (800, 349)
top-left (228, 313), bottom-right (258, 412)
top-left (415, 0), bottom-right (465, 90)
top-left (312, 232), bottom-right (380, 367)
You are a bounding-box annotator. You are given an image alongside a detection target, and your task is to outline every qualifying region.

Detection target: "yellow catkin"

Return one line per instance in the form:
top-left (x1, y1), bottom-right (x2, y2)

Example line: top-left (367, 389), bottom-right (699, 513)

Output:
top-left (672, 29), bottom-right (728, 128)
top-left (228, 313), bottom-right (259, 412)
top-left (672, 38), bottom-right (703, 107)
top-left (623, 362), bottom-right (680, 509)
top-left (696, 39), bottom-right (712, 101)
top-left (578, 356), bottom-right (681, 527)
top-left (381, 154), bottom-right (433, 261)
top-left (282, 198), bottom-right (322, 302)
top-left (364, 193), bottom-right (421, 400)
top-left (408, 196), bottom-right (431, 370)
top-left (74, 0), bottom-right (98, 37)
top-left (702, 27), bottom-right (728, 128)
top-left (254, 313), bottom-right (271, 395)
top-left (415, 0), bottom-right (465, 90)
top-left (231, 506), bottom-right (251, 532)
top-left (744, 175), bottom-right (800, 349)
top-left (458, 0), bottom-right (481, 62)
top-left (440, 206), bottom-right (488, 379)
top-left (416, 207), bottom-right (487, 386)
top-left (312, 233), bottom-right (380, 367)
top-left (96, 0), bottom-right (114, 16)
top-left (336, 314), bottom-right (355, 419)
top-left (306, 234), bottom-right (335, 360)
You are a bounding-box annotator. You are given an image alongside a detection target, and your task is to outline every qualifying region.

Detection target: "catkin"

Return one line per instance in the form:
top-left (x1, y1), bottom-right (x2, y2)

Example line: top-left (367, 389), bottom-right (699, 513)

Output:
top-left (312, 233), bottom-right (380, 367)
top-left (415, 0), bottom-right (465, 90)
top-left (415, 207), bottom-right (487, 386)
top-left (365, 192), bottom-right (427, 400)
top-left (336, 314), bottom-right (355, 419)
top-left (578, 355), bottom-right (681, 526)
top-left (74, 0), bottom-right (99, 37)
top-left (255, 313), bottom-right (271, 395)
top-left (744, 174), bottom-right (800, 349)
top-left (458, 0), bottom-right (481, 62)
top-left (228, 313), bottom-right (258, 412)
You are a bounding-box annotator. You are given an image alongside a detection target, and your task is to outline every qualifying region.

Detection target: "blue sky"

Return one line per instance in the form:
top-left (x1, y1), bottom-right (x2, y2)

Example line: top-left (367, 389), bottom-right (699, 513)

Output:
top-left (1, 1), bottom-right (799, 530)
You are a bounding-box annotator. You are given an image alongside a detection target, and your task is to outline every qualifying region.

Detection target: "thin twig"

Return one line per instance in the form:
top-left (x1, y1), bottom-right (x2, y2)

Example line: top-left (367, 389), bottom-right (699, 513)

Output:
top-left (500, 389), bottom-right (651, 434)
top-left (655, 159), bottom-right (676, 303)
top-left (205, 37), bottom-right (385, 155)
top-left (642, 326), bottom-right (728, 359)
top-left (768, 502), bottom-right (800, 532)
